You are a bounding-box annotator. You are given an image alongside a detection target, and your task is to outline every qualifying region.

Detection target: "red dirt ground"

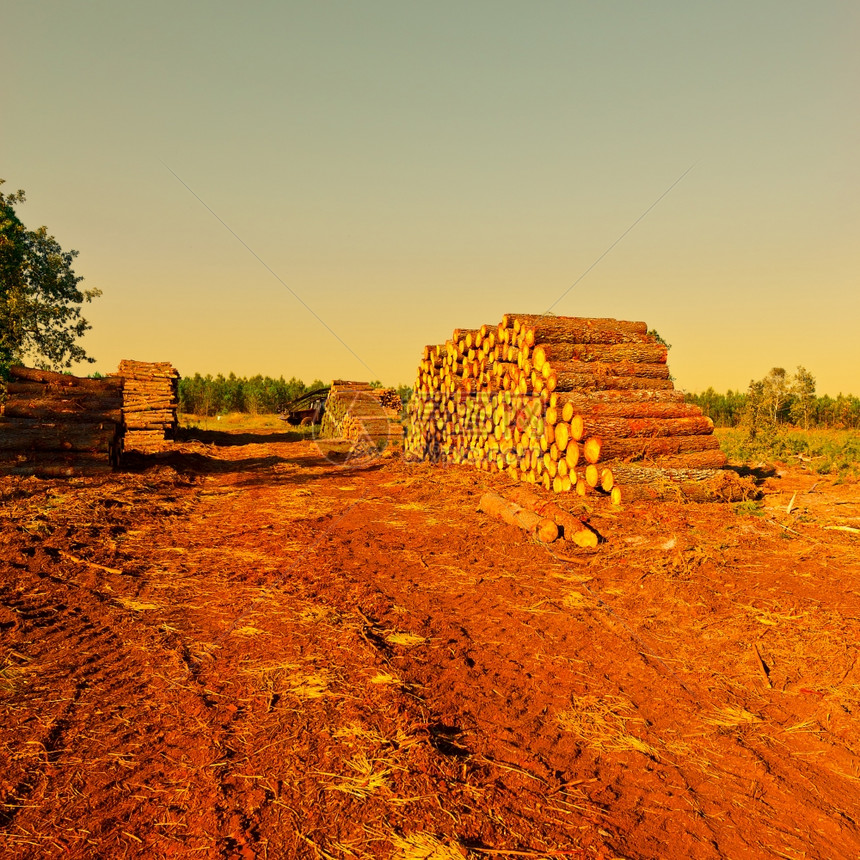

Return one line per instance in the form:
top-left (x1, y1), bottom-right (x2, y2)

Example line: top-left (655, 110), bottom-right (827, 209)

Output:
top-left (2, 427), bottom-right (860, 860)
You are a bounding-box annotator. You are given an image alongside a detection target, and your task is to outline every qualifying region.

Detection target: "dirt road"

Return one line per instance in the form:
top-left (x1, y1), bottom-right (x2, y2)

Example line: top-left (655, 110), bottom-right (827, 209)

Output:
top-left (2, 428), bottom-right (860, 859)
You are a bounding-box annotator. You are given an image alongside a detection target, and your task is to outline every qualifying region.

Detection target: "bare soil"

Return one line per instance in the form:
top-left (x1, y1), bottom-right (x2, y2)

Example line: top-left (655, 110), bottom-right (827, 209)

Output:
top-left (2, 426), bottom-right (860, 860)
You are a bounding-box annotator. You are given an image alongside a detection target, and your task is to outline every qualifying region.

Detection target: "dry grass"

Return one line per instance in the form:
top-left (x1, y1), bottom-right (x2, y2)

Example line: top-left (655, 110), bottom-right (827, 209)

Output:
top-left (389, 832), bottom-right (466, 859)
top-left (369, 671), bottom-right (402, 686)
top-left (557, 694), bottom-right (657, 758)
top-left (703, 705), bottom-right (762, 729)
top-left (319, 751), bottom-right (393, 799)
top-left (114, 597), bottom-right (160, 612)
top-left (385, 632), bottom-right (426, 648)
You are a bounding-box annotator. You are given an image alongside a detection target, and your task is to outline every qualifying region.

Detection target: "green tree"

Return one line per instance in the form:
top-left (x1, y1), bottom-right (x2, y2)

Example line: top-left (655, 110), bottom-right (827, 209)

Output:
top-left (742, 378), bottom-right (773, 440)
top-left (0, 180), bottom-right (101, 371)
top-left (762, 367), bottom-right (790, 424)
top-left (647, 329), bottom-right (671, 349)
top-left (790, 366), bottom-right (816, 430)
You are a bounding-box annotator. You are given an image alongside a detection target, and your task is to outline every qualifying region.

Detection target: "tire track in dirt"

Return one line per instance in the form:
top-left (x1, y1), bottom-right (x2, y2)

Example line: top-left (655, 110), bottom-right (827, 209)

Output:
top-left (4, 439), bottom-right (860, 859)
top-left (0, 564), bottom-right (230, 859)
top-left (300, 465), bottom-right (860, 860)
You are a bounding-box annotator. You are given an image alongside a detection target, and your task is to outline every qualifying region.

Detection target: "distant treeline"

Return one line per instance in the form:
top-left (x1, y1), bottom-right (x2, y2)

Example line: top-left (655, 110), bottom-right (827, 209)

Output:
top-left (178, 373), bottom-right (413, 416)
top-left (686, 368), bottom-right (860, 430)
top-left (178, 373), bottom-right (327, 415)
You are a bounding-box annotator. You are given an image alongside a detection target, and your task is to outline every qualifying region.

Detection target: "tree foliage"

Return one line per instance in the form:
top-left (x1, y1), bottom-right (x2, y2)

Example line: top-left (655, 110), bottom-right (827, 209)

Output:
top-left (178, 373), bottom-right (327, 415)
top-left (685, 366), bottom-right (859, 431)
top-left (0, 180), bottom-right (101, 371)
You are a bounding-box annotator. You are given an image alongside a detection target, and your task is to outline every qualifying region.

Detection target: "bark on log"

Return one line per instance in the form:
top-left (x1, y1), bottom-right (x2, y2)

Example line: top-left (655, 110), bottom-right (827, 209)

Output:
top-left (3, 404), bottom-right (123, 422)
top-left (547, 372), bottom-right (676, 393)
top-left (553, 389), bottom-right (686, 406)
top-left (609, 465), bottom-right (756, 502)
top-left (568, 401), bottom-right (704, 420)
top-left (533, 342), bottom-right (668, 368)
top-left (478, 491), bottom-right (559, 542)
top-left (0, 419), bottom-right (119, 452)
top-left (640, 449), bottom-right (728, 470)
top-left (598, 434), bottom-right (721, 461)
top-left (508, 316), bottom-right (650, 346)
top-left (504, 486), bottom-right (600, 546)
top-left (543, 360), bottom-right (671, 380)
top-left (8, 366), bottom-right (123, 391)
top-left (582, 416), bottom-right (715, 439)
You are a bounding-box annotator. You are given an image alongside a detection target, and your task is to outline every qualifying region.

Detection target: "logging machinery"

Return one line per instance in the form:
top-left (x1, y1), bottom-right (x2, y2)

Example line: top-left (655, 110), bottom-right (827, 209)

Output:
top-left (279, 387), bottom-right (329, 425)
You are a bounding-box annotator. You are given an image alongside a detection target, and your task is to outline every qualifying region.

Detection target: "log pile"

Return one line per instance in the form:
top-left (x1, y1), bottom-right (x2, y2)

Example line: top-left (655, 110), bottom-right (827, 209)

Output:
top-left (320, 381), bottom-right (404, 447)
top-left (406, 314), bottom-right (734, 502)
top-left (117, 360), bottom-right (180, 450)
top-left (0, 366), bottom-right (123, 477)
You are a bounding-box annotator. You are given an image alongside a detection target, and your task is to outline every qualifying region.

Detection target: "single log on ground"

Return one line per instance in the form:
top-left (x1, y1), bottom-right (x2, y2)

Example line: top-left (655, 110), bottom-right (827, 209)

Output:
top-left (505, 486), bottom-right (600, 546)
top-left (478, 491), bottom-right (559, 542)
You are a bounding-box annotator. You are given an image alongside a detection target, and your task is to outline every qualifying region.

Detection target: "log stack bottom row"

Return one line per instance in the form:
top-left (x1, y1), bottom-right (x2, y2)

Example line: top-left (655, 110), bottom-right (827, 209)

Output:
top-left (0, 366), bottom-right (123, 477)
top-left (320, 381), bottom-right (404, 447)
top-left (406, 313), bottom-right (747, 504)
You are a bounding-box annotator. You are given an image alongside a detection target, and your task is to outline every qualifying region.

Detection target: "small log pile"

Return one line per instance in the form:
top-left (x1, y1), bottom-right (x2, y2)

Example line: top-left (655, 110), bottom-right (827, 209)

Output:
top-left (0, 366), bottom-right (123, 477)
top-left (406, 313), bottom-right (741, 503)
top-left (117, 360), bottom-right (180, 450)
top-left (320, 381), bottom-right (404, 447)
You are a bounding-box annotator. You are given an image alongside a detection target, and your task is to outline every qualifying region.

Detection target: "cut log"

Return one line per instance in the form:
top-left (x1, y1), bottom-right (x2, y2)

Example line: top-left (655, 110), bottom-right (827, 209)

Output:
top-left (547, 372), bottom-right (675, 393)
top-left (554, 389), bottom-right (686, 406)
top-left (533, 342), bottom-right (668, 368)
top-left (3, 404), bottom-right (123, 422)
top-left (598, 434), bottom-right (721, 461)
top-left (478, 491), bottom-right (559, 542)
top-left (582, 416), bottom-right (715, 439)
top-left (0, 419), bottom-right (119, 452)
top-left (543, 360), bottom-right (671, 380)
top-left (568, 401), bottom-right (704, 420)
top-left (504, 486), bottom-right (600, 546)
top-left (9, 366), bottom-right (123, 391)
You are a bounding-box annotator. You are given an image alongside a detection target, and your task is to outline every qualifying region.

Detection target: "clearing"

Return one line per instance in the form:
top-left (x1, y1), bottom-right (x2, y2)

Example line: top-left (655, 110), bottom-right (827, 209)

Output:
top-left (1, 423), bottom-right (859, 859)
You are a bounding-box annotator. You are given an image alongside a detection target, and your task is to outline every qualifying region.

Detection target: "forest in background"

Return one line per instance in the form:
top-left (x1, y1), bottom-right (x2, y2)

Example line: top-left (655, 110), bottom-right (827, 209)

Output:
top-left (177, 373), bottom-right (413, 416)
top-left (175, 366), bottom-right (859, 430)
top-left (684, 367), bottom-right (860, 430)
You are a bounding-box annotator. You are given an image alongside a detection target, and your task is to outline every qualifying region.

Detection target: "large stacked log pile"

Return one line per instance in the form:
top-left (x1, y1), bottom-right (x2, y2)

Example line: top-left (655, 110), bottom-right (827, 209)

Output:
top-left (118, 360), bottom-right (180, 450)
top-left (406, 314), bottom-right (735, 502)
top-left (320, 381), bottom-right (404, 447)
top-left (0, 366), bottom-right (123, 477)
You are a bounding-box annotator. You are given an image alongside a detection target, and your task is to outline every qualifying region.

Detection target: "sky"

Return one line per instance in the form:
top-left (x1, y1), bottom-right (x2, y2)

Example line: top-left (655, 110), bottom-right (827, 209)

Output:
top-left (3, 1), bottom-right (858, 395)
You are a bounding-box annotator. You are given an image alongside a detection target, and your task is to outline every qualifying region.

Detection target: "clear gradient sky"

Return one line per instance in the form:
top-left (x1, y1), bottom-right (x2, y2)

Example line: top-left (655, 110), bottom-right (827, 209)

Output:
top-left (4, 2), bottom-right (858, 394)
